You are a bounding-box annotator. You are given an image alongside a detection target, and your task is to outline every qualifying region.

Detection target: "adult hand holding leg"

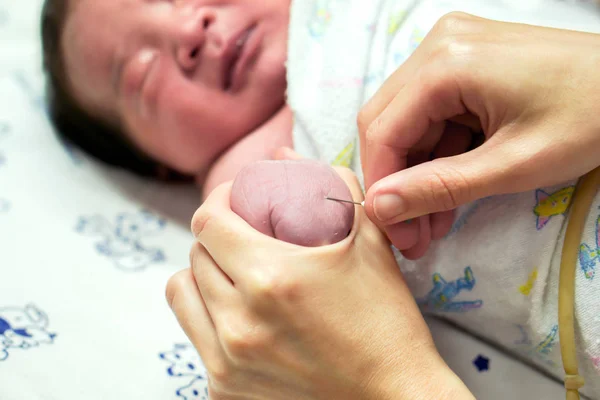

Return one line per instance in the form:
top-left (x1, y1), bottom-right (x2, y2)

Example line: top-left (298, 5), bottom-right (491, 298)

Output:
top-left (167, 168), bottom-right (474, 400)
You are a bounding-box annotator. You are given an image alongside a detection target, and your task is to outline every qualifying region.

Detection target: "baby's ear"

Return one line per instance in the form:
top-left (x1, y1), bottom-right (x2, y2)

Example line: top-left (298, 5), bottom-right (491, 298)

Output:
top-left (272, 147), bottom-right (303, 161)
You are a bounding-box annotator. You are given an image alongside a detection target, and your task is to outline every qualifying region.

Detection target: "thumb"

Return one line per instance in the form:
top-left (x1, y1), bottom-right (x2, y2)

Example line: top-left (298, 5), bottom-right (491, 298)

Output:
top-left (364, 143), bottom-right (514, 225)
top-left (332, 166), bottom-right (365, 204)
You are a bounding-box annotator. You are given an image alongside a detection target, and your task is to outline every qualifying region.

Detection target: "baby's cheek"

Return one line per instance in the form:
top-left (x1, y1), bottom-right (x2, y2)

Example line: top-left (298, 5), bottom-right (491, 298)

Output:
top-left (230, 160), bottom-right (355, 247)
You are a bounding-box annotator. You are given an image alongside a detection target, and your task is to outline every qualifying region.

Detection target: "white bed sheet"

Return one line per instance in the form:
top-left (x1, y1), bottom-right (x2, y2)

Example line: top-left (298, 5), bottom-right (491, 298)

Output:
top-left (1, 0), bottom-right (598, 398)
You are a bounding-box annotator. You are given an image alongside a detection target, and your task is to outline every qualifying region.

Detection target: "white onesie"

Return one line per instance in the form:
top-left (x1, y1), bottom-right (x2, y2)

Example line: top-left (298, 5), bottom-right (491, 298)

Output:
top-left (287, 0), bottom-right (600, 397)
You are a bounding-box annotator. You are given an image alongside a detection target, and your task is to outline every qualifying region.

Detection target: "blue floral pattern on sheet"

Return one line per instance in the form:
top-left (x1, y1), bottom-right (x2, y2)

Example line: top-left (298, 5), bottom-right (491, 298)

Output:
top-left (76, 210), bottom-right (167, 271)
top-left (0, 304), bottom-right (57, 361)
top-left (160, 344), bottom-right (209, 400)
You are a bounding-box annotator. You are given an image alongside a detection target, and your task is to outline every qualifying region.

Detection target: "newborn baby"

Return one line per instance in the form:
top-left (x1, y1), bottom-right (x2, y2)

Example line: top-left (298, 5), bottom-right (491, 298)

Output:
top-left (42, 0), bottom-right (600, 396)
top-left (230, 160), bottom-right (355, 247)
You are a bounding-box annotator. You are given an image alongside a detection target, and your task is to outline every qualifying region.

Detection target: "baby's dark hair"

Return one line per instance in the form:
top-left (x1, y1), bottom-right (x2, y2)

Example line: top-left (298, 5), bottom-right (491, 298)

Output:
top-left (40, 0), bottom-right (192, 181)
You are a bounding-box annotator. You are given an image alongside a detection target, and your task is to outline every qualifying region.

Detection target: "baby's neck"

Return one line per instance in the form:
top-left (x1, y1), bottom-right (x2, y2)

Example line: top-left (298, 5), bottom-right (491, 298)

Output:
top-left (200, 105), bottom-right (293, 199)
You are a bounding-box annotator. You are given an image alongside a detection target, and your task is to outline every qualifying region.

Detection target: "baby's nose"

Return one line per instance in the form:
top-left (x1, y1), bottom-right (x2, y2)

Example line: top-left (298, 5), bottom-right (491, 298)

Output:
top-left (174, 6), bottom-right (217, 72)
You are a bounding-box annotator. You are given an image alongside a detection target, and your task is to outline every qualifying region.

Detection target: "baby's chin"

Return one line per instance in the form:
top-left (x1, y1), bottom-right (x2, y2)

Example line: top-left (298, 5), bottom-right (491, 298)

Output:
top-left (199, 106), bottom-right (294, 200)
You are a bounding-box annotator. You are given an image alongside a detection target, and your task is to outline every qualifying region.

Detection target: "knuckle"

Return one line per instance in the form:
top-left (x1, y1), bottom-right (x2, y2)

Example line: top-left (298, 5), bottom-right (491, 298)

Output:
top-left (191, 182), bottom-right (233, 237)
top-left (222, 323), bottom-right (272, 361)
top-left (207, 360), bottom-right (234, 390)
top-left (189, 242), bottom-right (207, 271)
top-left (249, 269), bottom-right (302, 304)
top-left (357, 107), bottom-right (373, 136)
top-left (165, 270), bottom-right (188, 309)
top-left (222, 325), bottom-right (252, 359)
top-left (248, 271), bottom-right (275, 300)
top-left (429, 15), bottom-right (479, 63)
top-left (430, 35), bottom-right (466, 62)
top-left (189, 243), bottom-right (197, 268)
top-left (190, 207), bottom-right (211, 239)
top-left (423, 165), bottom-right (471, 211)
top-left (207, 384), bottom-right (226, 400)
top-left (364, 116), bottom-right (383, 147)
top-left (191, 181), bottom-right (232, 238)
top-left (434, 12), bottom-right (473, 35)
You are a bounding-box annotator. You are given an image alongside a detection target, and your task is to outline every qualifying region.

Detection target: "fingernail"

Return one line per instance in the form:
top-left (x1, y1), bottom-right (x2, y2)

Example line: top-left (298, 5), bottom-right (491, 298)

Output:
top-left (374, 193), bottom-right (406, 222)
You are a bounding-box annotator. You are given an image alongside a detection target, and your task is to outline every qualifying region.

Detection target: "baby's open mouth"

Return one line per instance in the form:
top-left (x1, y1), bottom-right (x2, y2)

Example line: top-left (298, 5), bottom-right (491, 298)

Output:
top-left (223, 26), bottom-right (255, 91)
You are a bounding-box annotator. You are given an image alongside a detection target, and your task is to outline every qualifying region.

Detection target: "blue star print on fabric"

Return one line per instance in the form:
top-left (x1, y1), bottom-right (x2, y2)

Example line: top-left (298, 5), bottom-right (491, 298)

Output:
top-left (473, 355), bottom-right (490, 372)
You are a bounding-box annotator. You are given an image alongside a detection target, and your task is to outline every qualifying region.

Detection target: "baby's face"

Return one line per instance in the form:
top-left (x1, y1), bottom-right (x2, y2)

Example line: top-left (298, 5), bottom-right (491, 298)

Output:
top-left (63, 0), bottom-right (289, 175)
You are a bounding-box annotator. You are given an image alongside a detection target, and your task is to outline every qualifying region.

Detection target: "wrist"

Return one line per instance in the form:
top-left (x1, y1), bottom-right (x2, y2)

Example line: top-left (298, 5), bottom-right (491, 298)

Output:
top-left (415, 366), bottom-right (474, 400)
top-left (369, 350), bottom-right (475, 400)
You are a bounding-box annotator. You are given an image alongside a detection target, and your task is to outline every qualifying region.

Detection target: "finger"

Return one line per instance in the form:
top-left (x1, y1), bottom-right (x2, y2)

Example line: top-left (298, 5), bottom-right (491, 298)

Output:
top-left (191, 242), bottom-right (238, 316)
top-left (363, 64), bottom-right (469, 200)
top-left (335, 165), bottom-right (427, 255)
top-left (388, 122), bottom-right (457, 254)
top-left (431, 210), bottom-right (455, 240)
top-left (400, 214), bottom-right (432, 260)
top-left (273, 146), bottom-right (303, 161)
top-left (384, 218), bottom-right (420, 251)
top-left (166, 269), bottom-right (222, 363)
top-left (332, 166), bottom-right (395, 242)
top-left (192, 182), bottom-right (294, 284)
top-left (405, 121), bottom-right (445, 168)
top-left (432, 122), bottom-right (472, 159)
top-left (357, 12), bottom-right (484, 180)
top-left (426, 122), bottom-right (471, 240)
top-left (362, 60), bottom-right (496, 225)
top-left (332, 166), bottom-right (366, 203)
top-left (332, 166), bottom-right (383, 240)
top-left (366, 138), bottom-right (514, 225)
top-left (448, 113), bottom-right (482, 133)
top-left (358, 38), bottom-right (434, 185)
